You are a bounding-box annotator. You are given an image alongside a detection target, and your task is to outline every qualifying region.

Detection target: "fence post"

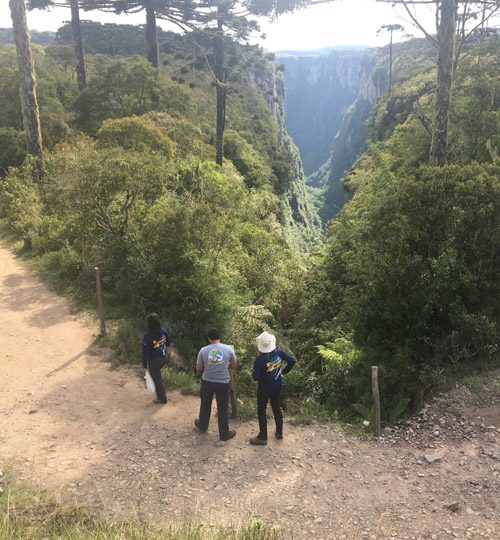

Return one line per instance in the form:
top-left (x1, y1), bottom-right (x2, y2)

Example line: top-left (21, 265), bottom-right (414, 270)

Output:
top-left (229, 369), bottom-right (238, 419)
top-left (371, 366), bottom-right (381, 438)
top-left (94, 266), bottom-right (106, 336)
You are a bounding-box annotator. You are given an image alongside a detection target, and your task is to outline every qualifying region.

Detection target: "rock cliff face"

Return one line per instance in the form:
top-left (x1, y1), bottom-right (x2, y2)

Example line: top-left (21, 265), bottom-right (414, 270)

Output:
top-left (247, 65), bottom-right (286, 141)
top-left (278, 48), bottom-right (387, 222)
top-left (247, 63), bottom-right (321, 246)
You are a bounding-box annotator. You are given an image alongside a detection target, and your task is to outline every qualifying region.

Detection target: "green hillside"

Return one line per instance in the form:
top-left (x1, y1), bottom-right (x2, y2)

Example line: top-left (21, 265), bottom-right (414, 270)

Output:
top-left (291, 38), bottom-right (500, 420)
top-left (1, 19), bottom-right (498, 424)
top-left (0, 24), bottom-right (319, 361)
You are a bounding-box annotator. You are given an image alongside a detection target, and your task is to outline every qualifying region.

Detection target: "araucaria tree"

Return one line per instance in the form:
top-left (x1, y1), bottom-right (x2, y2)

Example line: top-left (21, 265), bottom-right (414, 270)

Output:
top-left (157, 0), bottom-right (313, 165)
top-left (9, 0), bottom-right (44, 177)
top-left (28, 0), bottom-right (87, 89)
top-left (378, 0), bottom-right (500, 166)
top-left (84, 1), bottom-right (160, 67)
top-left (377, 23), bottom-right (405, 98)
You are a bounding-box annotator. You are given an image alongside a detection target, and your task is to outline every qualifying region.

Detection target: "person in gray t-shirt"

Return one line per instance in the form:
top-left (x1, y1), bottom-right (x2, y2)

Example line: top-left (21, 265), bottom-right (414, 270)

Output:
top-left (195, 328), bottom-right (237, 441)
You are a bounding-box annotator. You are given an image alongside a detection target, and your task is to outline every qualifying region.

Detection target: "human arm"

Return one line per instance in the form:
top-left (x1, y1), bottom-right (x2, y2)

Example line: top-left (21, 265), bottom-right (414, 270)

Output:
top-left (196, 349), bottom-right (204, 373)
top-left (279, 349), bottom-right (296, 375)
top-left (252, 355), bottom-right (262, 382)
top-left (142, 335), bottom-right (150, 369)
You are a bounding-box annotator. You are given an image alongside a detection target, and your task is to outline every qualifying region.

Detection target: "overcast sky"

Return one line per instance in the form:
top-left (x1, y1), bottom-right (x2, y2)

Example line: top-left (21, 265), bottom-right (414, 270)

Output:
top-left (0, 0), bottom-right (440, 51)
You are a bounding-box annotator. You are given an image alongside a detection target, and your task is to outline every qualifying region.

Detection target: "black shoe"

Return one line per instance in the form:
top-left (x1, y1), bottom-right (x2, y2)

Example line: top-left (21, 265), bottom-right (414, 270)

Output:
top-left (194, 418), bottom-right (206, 433)
top-left (220, 430), bottom-right (236, 441)
top-left (153, 398), bottom-right (167, 404)
top-left (250, 436), bottom-right (268, 445)
top-left (275, 432), bottom-right (283, 440)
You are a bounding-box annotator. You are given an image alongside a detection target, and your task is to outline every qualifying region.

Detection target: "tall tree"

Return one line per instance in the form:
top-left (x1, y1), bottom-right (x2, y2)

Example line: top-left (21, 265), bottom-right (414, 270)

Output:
top-left (214, 6), bottom-right (226, 166)
top-left (156, 0), bottom-right (315, 165)
top-left (378, 0), bottom-right (500, 166)
top-left (377, 23), bottom-right (405, 98)
top-left (70, 0), bottom-right (86, 88)
top-left (430, 0), bottom-right (457, 166)
top-left (28, 0), bottom-right (86, 89)
top-left (144, 0), bottom-right (159, 67)
top-left (84, 1), bottom-right (170, 67)
top-left (9, 0), bottom-right (44, 177)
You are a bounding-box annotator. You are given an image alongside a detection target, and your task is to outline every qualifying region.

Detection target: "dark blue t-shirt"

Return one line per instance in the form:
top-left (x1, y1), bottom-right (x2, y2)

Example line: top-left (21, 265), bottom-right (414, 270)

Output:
top-left (252, 348), bottom-right (296, 391)
top-left (142, 328), bottom-right (171, 368)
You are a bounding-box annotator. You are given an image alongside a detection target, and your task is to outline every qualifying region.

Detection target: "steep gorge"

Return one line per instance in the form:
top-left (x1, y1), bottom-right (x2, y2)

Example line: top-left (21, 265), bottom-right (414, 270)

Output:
top-left (278, 48), bottom-right (387, 222)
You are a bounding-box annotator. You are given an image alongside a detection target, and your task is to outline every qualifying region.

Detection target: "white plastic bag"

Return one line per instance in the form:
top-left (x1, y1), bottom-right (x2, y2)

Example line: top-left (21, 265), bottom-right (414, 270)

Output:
top-left (145, 371), bottom-right (156, 394)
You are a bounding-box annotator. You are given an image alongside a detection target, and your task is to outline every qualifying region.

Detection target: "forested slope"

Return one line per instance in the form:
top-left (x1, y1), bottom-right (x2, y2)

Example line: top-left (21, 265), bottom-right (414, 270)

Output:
top-left (0, 24), bottom-right (319, 363)
top-left (289, 38), bottom-right (500, 421)
top-left (1, 18), bottom-right (498, 425)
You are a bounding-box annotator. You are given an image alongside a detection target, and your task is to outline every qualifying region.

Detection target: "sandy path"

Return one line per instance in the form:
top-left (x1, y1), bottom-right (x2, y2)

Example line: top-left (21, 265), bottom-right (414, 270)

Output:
top-left (0, 245), bottom-right (498, 539)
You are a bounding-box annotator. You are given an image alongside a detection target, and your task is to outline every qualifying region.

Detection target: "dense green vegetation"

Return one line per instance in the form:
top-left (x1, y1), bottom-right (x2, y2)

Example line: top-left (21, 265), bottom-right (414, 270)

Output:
top-left (0, 20), bottom-right (498, 425)
top-left (291, 39), bottom-right (500, 421)
top-left (0, 27), bottom-right (316, 365)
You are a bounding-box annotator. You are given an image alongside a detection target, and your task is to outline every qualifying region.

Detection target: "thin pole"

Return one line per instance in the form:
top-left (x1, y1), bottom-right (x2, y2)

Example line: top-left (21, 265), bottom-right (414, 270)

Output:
top-left (371, 366), bottom-right (381, 438)
top-left (95, 266), bottom-right (106, 335)
top-left (229, 369), bottom-right (238, 419)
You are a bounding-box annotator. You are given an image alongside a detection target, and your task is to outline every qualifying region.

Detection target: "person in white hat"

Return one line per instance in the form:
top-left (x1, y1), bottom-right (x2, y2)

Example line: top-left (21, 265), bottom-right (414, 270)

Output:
top-left (250, 331), bottom-right (296, 445)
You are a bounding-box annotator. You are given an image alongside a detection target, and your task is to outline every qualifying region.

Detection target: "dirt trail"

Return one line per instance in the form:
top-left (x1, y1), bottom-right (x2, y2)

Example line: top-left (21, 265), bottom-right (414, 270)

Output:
top-left (0, 245), bottom-right (498, 539)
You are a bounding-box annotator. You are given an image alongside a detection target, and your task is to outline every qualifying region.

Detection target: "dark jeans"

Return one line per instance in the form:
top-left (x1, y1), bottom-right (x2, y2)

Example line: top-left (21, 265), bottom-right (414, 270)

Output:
top-left (198, 379), bottom-right (230, 438)
top-left (257, 386), bottom-right (283, 441)
top-left (148, 356), bottom-right (167, 402)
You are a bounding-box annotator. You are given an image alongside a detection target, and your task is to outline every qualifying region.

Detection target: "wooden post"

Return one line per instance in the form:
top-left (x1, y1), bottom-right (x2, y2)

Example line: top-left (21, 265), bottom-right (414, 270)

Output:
top-left (23, 235), bottom-right (32, 251)
top-left (94, 266), bottom-right (106, 335)
top-left (371, 366), bottom-right (381, 438)
top-left (229, 369), bottom-right (238, 419)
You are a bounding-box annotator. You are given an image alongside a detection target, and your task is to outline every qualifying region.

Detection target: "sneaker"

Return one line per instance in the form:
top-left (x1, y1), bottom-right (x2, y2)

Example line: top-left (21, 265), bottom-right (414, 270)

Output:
top-left (153, 399), bottom-right (167, 404)
top-left (194, 418), bottom-right (206, 433)
top-left (249, 436), bottom-right (267, 445)
top-left (220, 430), bottom-right (236, 441)
top-left (275, 432), bottom-right (283, 440)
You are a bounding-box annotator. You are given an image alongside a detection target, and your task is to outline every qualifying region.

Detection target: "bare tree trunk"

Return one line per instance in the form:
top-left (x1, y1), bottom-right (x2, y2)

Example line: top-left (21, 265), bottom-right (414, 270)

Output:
top-left (429, 0), bottom-right (457, 166)
top-left (9, 0), bottom-right (44, 178)
top-left (214, 12), bottom-right (226, 166)
top-left (70, 0), bottom-right (86, 90)
top-left (145, 0), bottom-right (159, 68)
top-left (388, 30), bottom-right (393, 98)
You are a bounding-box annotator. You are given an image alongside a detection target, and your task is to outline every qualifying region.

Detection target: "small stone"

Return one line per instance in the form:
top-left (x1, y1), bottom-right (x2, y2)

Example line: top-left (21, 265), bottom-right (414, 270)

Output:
top-left (444, 502), bottom-right (459, 512)
top-left (424, 453), bottom-right (443, 464)
top-left (28, 408), bottom-right (38, 414)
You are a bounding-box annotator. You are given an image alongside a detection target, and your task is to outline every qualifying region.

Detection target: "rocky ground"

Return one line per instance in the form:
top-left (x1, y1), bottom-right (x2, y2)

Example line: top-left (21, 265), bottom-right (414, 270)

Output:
top-left (0, 245), bottom-right (499, 539)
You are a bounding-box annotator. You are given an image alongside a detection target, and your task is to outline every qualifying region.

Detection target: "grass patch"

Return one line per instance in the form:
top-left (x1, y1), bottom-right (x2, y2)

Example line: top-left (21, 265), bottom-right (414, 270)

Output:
top-left (162, 366), bottom-right (200, 396)
top-left (0, 476), bottom-right (282, 539)
top-left (287, 397), bottom-right (333, 426)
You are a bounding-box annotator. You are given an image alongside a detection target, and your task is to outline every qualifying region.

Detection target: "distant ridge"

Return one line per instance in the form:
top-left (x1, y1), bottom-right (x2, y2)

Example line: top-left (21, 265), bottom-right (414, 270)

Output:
top-left (275, 45), bottom-right (370, 57)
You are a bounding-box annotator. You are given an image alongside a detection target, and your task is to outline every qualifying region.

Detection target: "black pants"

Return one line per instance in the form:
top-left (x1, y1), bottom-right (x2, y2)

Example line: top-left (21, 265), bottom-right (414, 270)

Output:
top-left (257, 386), bottom-right (283, 440)
top-left (148, 356), bottom-right (167, 402)
top-left (198, 379), bottom-right (230, 438)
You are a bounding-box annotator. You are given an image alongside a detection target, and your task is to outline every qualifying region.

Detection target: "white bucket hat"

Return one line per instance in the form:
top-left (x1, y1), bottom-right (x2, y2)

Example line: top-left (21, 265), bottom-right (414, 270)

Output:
top-left (256, 331), bottom-right (276, 353)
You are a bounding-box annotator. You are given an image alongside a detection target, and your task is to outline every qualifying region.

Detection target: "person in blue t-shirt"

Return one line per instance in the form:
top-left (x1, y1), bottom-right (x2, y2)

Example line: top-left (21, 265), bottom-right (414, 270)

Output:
top-left (250, 331), bottom-right (296, 445)
top-left (142, 313), bottom-right (171, 404)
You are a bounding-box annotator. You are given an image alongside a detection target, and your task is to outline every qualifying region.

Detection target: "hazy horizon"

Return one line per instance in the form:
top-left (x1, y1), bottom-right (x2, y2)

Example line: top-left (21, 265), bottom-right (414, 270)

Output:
top-left (0, 0), bottom-right (440, 52)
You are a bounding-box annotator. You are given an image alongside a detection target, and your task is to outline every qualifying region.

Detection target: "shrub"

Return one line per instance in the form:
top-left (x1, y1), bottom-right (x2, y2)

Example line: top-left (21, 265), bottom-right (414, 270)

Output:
top-left (97, 116), bottom-right (174, 159)
top-left (298, 162), bottom-right (500, 420)
top-left (0, 127), bottom-right (26, 176)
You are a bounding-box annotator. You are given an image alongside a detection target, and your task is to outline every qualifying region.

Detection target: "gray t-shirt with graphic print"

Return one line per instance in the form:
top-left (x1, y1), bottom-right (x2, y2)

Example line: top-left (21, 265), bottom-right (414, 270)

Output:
top-left (197, 342), bottom-right (236, 383)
